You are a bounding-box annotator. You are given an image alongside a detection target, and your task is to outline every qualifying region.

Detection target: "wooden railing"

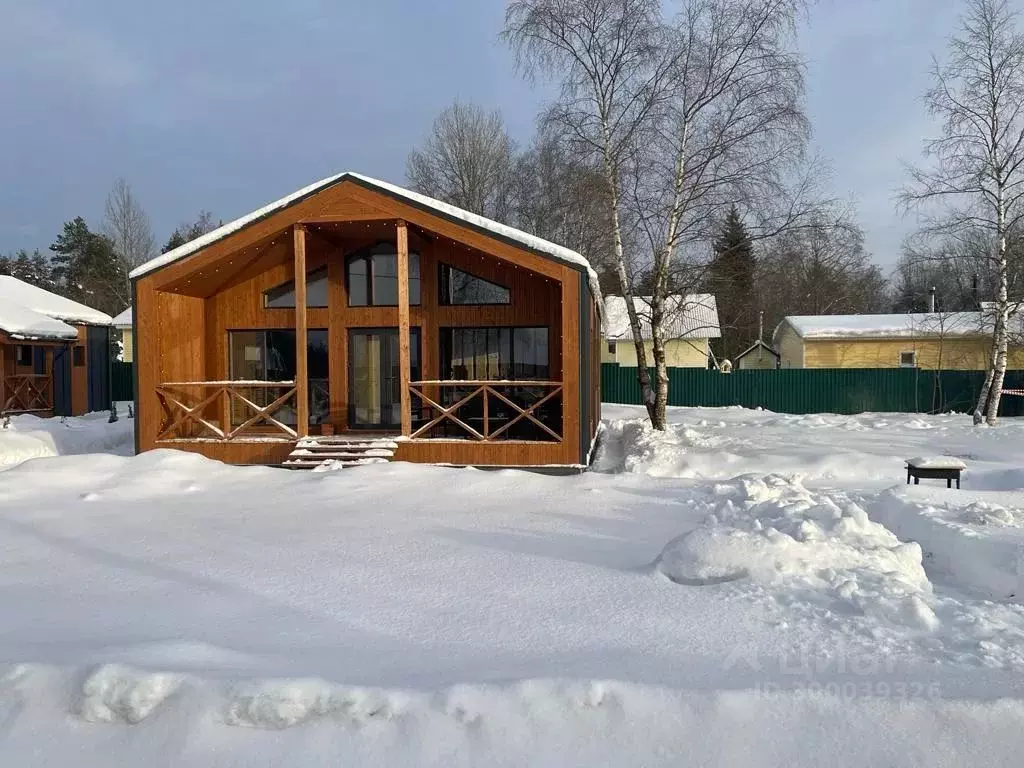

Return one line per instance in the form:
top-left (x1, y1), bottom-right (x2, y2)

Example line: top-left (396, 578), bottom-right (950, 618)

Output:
top-left (155, 381), bottom-right (298, 441)
top-left (2, 374), bottom-right (52, 415)
top-left (408, 380), bottom-right (563, 442)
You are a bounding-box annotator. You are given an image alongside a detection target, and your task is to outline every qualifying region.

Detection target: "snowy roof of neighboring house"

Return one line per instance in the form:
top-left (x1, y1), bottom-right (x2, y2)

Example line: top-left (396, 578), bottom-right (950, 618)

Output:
top-left (776, 312), bottom-right (988, 342)
top-left (128, 172), bottom-right (600, 290)
top-left (735, 339), bottom-right (780, 360)
top-left (603, 294), bottom-right (721, 340)
top-left (0, 275), bottom-right (113, 327)
top-left (0, 301), bottom-right (79, 341)
top-left (112, 307), bottom-right (132, 328)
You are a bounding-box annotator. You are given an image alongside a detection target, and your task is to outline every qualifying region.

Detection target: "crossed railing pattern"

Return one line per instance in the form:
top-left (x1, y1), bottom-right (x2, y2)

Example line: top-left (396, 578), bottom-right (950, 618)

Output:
top-left (155, 381), bottom-right (297, 441)
top-left (3, 374), bottom-right (52, 415)
top-left (408, 380), bottom-right (563, 442)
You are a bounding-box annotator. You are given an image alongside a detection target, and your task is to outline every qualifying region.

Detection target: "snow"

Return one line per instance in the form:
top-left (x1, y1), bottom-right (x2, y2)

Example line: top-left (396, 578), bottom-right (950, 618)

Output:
top-left (603, 294), bottom-right (721, 340)
top-left (128, 173), bottom-right (601, 295)
top-left (779, 311), bottom-right (987, 340)
top-left (3, 406), bottom-right (1024, 763)
top-left (907, 456), bottom-right (968, 470)
top-left (0, 299), bottom-right (79, 340)
top-left (0, 408), bottom-right (133, 468)
top-left (0, 275), bottom-right (113, 326)
top-left (111, 306), bottom-right (132, 328)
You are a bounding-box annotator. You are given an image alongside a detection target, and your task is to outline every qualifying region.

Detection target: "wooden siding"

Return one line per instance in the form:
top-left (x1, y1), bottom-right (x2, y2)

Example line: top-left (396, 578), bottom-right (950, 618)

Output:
top-left (119, 328), bottom-right (134, 362)
top-left (134, 180), bottom-right (592, 467)
top-left (601, 338), bottom-right (710, 367)
top-left (803, 337), bottom-right (1024, 370)
top-left (776, 323), bottom-right (805, 369)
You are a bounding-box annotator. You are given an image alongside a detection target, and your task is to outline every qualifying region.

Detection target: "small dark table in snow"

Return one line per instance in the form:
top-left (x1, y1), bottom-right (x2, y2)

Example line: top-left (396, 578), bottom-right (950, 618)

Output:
top-left (905, 456), bottom-right (966, 489)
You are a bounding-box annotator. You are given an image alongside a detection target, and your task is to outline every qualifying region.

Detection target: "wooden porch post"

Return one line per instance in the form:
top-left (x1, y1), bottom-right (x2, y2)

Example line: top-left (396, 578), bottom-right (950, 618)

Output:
top-left (397, 220), bottom-right (412, 437)
top-left (293, 224), bottom-right (309, 437)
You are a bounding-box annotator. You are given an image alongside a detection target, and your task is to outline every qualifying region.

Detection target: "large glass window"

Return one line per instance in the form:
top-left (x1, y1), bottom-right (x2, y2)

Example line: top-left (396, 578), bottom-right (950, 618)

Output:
top-left (439, 263), bottom-right (510, 305)
top-left (346, 244), bottom-right (421, 306)
top-left (440, 327), bottom-right (549, 380)
top-left (263, 267), bottom-right (329, 308)
top-left (228, 329), bottom-right (330, 425)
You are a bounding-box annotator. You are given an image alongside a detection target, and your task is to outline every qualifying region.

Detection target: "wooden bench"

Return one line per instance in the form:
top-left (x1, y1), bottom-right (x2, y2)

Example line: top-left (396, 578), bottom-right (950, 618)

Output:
top-left (905, 456), bottom-right (966, 489)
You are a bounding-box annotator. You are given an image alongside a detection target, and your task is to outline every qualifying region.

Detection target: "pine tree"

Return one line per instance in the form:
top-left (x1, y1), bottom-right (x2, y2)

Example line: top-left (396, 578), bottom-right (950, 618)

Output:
top-left (50, 217), bottom-right (126, 313)
top-left (708, 207), bottom-right (757, 362)
top-left (162, 211), bottom-right (217, 254)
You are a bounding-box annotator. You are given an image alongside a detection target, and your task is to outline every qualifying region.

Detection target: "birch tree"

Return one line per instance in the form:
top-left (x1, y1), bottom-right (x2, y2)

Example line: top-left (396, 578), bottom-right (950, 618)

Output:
top-left (628, 0), bottom-right (809, 427)
top-left (503, 0), bottom-right (668, 423)
top-left (902, 0), bottom-right (1024, 425)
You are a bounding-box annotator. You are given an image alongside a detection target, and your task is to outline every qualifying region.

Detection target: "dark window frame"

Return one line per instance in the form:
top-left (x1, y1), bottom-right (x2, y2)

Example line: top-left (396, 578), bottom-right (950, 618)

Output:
top-left (226, 328), bottom-right (330, 426)
top-left (16, 345), bottom-right (32, 367)
top-left (263, 266), bottom-right (329, 309)
top-left (72, 346), bottom-right (85, 367)
top-left (345, 243), bottom-right (421, 307)
top-left (438, 262), bottom-right (511, 306)
top-left (607, 341), bottom-right (616, 355)
top-left (439, 326), bottom-right (551, 382)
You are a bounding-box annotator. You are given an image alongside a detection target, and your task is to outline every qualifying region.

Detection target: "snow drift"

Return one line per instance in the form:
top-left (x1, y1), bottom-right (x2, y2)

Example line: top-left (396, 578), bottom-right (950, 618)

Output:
top-left (656, 475), bottom-right (939, 631)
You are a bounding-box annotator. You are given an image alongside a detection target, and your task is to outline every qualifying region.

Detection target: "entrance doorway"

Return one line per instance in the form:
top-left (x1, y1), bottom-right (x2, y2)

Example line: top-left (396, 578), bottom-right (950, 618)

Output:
top-left (348, 328), bottom-right (421, 430)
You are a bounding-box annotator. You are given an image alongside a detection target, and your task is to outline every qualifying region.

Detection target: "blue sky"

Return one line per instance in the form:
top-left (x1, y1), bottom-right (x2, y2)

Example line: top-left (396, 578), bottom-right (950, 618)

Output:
top-left (0, 0), bottom-right (975, 269)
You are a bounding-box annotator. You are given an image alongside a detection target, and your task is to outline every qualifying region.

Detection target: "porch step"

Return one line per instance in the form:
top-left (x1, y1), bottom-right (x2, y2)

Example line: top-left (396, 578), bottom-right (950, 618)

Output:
top-left (283, 436), bottom-right (399, 470)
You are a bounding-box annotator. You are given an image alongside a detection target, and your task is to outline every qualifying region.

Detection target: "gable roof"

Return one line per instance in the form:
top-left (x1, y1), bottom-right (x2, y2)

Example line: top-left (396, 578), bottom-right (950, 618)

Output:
top-left (0, 302), bottom-right (79, 341)
top-left (777, 312), bottom-right (987, 342)
top-left (112, 307), bottom-right (133, 328)
top-left (0, 276), bottom-right (112, 340)
top-left (128, 172), bottom-right (599, 290)
top-left (735, 339), bottom-right (780, 360)
top-left (603, 295), bottom-right (721, 340)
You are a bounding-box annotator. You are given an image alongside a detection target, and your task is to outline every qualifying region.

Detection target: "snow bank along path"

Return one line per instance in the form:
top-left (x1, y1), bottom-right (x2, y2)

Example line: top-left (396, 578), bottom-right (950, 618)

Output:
top-left (0, 410), bottom-right (134, 468)
top-left (2, 407), bottom-right (1024, 764)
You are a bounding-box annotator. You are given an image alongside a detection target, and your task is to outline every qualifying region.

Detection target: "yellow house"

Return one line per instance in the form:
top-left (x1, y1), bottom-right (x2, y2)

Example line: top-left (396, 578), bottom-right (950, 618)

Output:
top-left (735, 339), bottom-right (780, 370)
top-left (112, 306), bottom-right (133, 363)
top-left (602, 294), bottom-right (720, 368)
top-left (773, 311), bottom-right (1024, 370)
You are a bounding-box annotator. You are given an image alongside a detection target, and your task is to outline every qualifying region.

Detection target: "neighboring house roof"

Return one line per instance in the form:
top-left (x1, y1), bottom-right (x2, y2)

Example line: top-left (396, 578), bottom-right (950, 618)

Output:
top-left (775, 312), bottom-right (988, 343)
top-left (0, 276), bottom-right (113, 327)
top-left (0, 302), bottom-right (79, 341)
top-left (112, 307), bottom-right (133, 329)
top-left (128, 172), bottom-right (600, 292)
top-left (736, 339), bottom-right (780, 361)
top-left (603, 295), bottom-right (721, 340)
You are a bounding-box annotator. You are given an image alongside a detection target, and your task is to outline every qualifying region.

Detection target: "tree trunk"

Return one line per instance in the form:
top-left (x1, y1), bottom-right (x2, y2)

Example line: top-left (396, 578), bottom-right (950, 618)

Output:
top-left (600, 124), bottom-right (655, 416)
top-left (974, 340), bottom-right (997, 424)
top-left (984, 194), bottom-right (1010, 426)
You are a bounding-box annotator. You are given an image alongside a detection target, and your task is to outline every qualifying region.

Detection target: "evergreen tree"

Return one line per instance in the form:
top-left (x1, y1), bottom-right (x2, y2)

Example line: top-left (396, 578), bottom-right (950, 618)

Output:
top-left (162, 211), bottom-right (217, 254)
top-left (708, 207), bottom-right (757, 361)
top-left (49, 217), bottom-right (126, 313)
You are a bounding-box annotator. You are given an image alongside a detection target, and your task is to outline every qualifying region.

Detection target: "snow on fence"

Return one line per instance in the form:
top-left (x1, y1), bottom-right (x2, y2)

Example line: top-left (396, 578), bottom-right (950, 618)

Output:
top-left (600, 363), bottom-right (1024, 416)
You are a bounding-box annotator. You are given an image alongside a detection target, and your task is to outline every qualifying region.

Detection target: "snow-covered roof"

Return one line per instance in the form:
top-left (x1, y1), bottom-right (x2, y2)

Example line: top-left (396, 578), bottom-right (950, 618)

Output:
top-left (603, 295), bottom-right (721, 340)
top-left (112, 307), bottom-right (132, 328)
top-left (0, 301), bottom-right (79, 341)
top-left (0, 276), bottom-right (113, 327)
top-left (128, 172), bottom-right (599, 290)
top-left (778, 312), bottom-right (987, 342)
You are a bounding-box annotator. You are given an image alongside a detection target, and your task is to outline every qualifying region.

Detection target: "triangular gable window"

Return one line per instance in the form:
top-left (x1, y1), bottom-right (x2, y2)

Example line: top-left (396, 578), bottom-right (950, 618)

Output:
top-left (264, 266), bottom-right (329, 308)
top-left (439, 263), bottom-right (510, 305)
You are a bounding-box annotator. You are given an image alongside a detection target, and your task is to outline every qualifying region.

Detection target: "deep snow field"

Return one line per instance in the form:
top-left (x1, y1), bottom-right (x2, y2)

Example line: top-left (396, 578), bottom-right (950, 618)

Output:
top-left (1, 405), bottom-right (1024, 765)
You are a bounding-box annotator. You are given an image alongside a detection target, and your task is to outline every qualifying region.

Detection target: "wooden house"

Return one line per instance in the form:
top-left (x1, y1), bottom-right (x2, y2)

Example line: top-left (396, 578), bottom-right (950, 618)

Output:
top-left (130, 172), bottom-right (602, 469)
top-left (0, 276), bottom-right (114, 417)
top-left (773, 312), bottom-right (1024, 370)
top-left (735, 339), bottom-right (780, 370)
top-left (601, 294), bottom-right (720, 368)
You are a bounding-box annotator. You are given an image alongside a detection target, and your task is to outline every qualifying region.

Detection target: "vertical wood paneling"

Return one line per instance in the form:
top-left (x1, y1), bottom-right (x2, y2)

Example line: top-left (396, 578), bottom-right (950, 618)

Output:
top-left (293, 225), bottom-right (309, 436)
top-left (396, 221), bottom-right (412, 436)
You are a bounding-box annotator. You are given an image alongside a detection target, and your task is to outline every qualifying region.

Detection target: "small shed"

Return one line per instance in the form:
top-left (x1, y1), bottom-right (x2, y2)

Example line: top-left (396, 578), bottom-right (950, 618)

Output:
top-left (0, 276), bottom-right (114, 416)
top-left (735, 339), bottom-right (780, 370)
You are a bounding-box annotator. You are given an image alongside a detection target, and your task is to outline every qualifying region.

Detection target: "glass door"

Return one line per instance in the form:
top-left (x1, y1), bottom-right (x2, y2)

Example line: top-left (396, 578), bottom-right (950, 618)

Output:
top-left (348, 328), bottom-right (420, 429)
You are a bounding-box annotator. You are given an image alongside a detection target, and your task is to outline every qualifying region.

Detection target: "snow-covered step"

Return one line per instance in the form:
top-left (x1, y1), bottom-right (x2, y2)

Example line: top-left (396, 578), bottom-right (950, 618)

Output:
top-left (284, 435), bottom-right (397, 469)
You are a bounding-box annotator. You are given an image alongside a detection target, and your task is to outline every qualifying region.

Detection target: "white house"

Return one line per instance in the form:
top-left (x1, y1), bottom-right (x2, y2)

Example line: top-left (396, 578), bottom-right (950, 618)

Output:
top-left (602, 294), bottom-right (721, 368)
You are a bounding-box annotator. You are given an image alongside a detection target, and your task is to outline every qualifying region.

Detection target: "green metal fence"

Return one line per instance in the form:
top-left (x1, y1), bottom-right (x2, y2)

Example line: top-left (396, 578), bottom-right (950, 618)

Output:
top-left (601, 363), bottom-right (1024, 416)
top-left (111, 361), bottom-right (134, 402)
